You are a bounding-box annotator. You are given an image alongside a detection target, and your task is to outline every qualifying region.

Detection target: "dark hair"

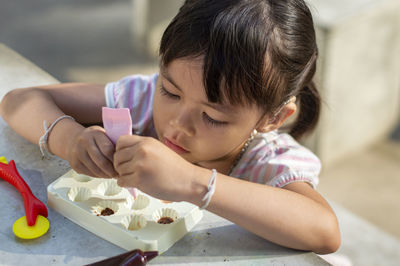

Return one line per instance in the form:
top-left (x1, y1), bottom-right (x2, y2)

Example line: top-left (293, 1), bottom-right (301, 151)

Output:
top-left (159, 0), bottom-right (320, 139)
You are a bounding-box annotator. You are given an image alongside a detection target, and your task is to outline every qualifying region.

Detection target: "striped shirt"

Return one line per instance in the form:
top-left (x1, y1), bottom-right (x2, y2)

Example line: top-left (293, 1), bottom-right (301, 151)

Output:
top-left (105, 74), bottom-right (158, 138)
top-left (105, 74), bottom-right (320, 189)
top-left (230, 131), bottom-right (320, 188)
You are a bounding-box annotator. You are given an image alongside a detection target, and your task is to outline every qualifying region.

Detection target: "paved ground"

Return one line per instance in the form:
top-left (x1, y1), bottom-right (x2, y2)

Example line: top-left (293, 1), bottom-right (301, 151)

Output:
top-left (2, 0), bottom-right (400, 250)
top-left (0, 0), bottom-right (157, 83)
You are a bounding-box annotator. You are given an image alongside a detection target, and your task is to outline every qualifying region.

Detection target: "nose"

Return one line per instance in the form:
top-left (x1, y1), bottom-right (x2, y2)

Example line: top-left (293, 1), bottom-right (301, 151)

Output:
top-left (169, 109), bottom-right (195, 137)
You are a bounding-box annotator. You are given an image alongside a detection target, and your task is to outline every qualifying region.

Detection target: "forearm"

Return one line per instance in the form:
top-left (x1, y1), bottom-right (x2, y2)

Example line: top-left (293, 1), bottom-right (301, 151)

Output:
top-left (0, 87), bottom-right (85, 159)
top-left (187, 167), bottom-right (340, 254)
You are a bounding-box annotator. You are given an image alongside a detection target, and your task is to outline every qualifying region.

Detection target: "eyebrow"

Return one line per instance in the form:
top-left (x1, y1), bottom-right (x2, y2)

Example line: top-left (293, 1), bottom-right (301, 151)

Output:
top-left (160, 67), bottom-right (235, 114)
top-left (161, 67), bottom-right (183, 92)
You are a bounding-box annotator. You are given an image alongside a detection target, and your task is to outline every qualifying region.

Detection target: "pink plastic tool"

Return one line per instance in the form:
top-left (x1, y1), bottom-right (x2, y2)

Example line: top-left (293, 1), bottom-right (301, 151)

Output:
top-left (102, 107), bottom-right (132, 145)
top-left (102, 107), bottom-right (138, 198)
top-left (0, 160), bottom-right (48, 226)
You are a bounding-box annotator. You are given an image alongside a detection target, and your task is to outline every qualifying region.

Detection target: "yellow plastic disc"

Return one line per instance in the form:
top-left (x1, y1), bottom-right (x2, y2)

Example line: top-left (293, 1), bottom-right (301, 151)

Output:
top-left (0, 156), bottom-right (8, 164)
top-left (12, 215), bottom-right (50, 239)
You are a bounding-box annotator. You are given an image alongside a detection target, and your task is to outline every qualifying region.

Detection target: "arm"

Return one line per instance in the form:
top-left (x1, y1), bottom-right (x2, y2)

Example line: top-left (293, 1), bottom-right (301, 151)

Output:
top-left (113, 135), bottom-right (340, 254)
top-left (188, 167), bottom-right (340, 254)
top-left (0, 83), bottom-right (117, 177)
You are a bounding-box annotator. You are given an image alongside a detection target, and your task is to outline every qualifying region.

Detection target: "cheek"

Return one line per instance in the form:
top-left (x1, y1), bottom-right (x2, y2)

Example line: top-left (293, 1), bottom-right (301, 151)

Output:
top-left (196, 129), bottom-right (241, 156)
top-left (152, 94), bottom-right (168, 136)
top-left (153, 95), bottom-right (181, 137)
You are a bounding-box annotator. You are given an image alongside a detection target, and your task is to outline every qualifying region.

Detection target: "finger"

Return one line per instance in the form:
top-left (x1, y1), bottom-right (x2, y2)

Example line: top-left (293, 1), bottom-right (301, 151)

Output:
top-left (116, 177), bottom-right (127, 187)
top-left (81, 151), bottom-right (110, 178)
top-left (113, 146), bottom-right (136, 169)
top-left (114, 160), bottom-right (136, 177)
top-left (72, 161), bottom-right (97, 178)
top-left (90, 137), bottom-right (118, 177)
top-left (117, 173), bottom-right (137, 188)
top-left (93, 131), bottom-right (115, 162)
top-left (115, 134), bottom-right (144, 151)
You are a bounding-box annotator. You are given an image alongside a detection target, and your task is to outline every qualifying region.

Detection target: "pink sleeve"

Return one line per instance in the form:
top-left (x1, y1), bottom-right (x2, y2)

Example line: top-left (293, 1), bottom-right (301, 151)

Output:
top-left (104, 74), bottom-right (158, 135)
top-left (265, 144), bottom-right (321, 189)
top-left (231, 133), bottom-right (321, 189)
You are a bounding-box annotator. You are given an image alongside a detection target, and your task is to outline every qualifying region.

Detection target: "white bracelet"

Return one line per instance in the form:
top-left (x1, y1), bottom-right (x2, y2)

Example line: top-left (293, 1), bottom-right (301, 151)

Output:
top-left (39, 115), bottom-right (75, 159)
top-left (200, 169), bottom-right (217, 210)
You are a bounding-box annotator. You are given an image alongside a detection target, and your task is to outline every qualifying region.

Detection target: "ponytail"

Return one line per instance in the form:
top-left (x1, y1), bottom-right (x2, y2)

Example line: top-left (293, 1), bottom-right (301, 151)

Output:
top-left (289, 81), bottom-right (321, 140)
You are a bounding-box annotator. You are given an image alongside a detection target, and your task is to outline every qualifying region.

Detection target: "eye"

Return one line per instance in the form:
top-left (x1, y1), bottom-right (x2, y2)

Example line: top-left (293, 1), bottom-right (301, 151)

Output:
top-left (160, 86), bottom-right (180, 100)
top-left (202, 112), bottom-right (227, 127)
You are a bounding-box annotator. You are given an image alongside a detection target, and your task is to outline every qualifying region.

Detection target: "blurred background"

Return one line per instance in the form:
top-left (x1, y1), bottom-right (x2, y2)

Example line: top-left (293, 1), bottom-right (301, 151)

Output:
top-left (1, 0), bottom-right (399, 264)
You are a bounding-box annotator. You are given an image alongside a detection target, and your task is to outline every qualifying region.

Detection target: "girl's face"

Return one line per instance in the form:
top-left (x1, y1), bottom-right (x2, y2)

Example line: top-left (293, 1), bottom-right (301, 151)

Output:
top-left (153, 58), bottom-right (264, 172)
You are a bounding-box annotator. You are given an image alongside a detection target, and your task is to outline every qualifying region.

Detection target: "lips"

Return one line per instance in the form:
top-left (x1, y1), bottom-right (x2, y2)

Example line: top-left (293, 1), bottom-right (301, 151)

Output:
top-left (164, 138), bottom-right (189, 154)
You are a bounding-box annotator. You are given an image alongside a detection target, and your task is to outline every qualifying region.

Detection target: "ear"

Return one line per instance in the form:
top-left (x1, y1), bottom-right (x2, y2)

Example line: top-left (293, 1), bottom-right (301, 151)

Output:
top-left (256, 97), bottom-right (297, 133)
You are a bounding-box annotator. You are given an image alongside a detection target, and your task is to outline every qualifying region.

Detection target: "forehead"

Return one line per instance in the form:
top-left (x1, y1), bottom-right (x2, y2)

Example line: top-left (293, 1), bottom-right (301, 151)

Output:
top-left (160, 58), bottom-right (263, 117)
top-left (160, 58), bottom-right (232, 108)
top-left (160, 57), bottom-right (203, 87)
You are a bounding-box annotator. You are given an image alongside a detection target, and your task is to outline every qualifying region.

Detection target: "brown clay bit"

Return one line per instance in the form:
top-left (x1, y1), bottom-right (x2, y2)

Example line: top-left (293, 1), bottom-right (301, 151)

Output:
top-left (101, 207), bottom-right (115, 216)
top-left (157, 217), bottom-right (174, 224)
top-left (160, 200), bottom-right (172, 204)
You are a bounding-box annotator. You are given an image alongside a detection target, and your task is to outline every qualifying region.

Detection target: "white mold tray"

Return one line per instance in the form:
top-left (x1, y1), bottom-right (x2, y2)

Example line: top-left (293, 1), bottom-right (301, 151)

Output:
top-left (47, 170), bottom-right (203, 253)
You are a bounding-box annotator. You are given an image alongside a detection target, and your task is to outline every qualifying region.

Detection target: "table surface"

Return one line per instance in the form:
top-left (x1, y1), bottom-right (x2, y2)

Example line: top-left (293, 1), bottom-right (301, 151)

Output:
top-left (0, 43), bottom-right (331, 265)
top-left (3, 40), bottom-right (400, 266)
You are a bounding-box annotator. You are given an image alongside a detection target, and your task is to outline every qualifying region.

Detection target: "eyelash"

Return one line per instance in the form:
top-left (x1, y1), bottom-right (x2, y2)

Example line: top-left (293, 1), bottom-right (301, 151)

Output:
top-left (160, 86), bottom-right (180, 99)
top-left (202, 112), bottom-right (227, 127)
top-left (160, 85), bottom-right (227, 127)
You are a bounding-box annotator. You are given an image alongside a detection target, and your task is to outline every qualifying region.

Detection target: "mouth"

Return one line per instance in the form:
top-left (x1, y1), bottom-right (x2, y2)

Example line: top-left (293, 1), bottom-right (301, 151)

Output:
top-left (163, 137), bottom-right (189, 154)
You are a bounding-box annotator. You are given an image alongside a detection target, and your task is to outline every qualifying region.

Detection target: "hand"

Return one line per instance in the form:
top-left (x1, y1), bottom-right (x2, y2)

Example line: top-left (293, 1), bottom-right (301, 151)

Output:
top-left (66, 126), bottom-right (118, 178)
top-left (113, 135), bottom-right (196, 202)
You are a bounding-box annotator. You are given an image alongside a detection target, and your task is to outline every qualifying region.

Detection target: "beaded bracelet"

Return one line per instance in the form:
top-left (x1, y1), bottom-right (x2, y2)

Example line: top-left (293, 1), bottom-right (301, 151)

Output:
top-left (200, 169), bottom-right (217, 210)
top-left (39, 115), bottom-right (75, 159)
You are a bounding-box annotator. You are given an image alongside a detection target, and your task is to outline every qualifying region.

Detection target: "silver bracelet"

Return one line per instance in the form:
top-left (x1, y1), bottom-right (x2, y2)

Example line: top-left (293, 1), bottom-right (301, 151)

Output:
top-left (39, 115), bottom-right (75, 159)
top-left (200, 169), bottom-right (217, 210)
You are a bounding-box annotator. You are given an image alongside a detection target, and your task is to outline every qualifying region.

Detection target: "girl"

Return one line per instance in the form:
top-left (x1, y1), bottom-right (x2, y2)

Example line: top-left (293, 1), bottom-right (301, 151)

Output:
top-left (0, 0), bottom-right (340, 254)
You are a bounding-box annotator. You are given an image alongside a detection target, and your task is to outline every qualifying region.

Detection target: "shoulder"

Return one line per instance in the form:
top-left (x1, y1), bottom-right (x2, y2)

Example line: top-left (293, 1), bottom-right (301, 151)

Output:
top-left (231, 131), bottom-right (321, 189)
top-left (105, 73), bottom-right (159, 108)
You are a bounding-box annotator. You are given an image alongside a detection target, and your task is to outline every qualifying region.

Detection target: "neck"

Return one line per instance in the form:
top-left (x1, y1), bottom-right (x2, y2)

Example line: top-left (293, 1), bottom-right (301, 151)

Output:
top-left (196, 159), bottom-right (234, 175)
top-left (196, 138), bottom-right (247, 175)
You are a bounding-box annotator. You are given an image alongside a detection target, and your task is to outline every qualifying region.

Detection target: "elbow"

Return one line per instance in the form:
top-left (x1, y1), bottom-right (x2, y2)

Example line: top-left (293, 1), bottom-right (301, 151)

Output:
top-left (315, 234), bottom-right (341, 255)
top-left (0, 87), bottom-right (38, 118)
top-left (0, 89), bottom-right (14, 117)
top-left (0, 89), bottom-right (21, 117)
top-left (313, 213), bottom-right (341, 254)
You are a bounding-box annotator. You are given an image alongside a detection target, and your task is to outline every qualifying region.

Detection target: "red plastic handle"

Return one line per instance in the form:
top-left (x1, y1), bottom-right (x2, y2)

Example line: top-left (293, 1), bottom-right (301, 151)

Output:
top-left (0, 160), bottom-right (48, 225)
